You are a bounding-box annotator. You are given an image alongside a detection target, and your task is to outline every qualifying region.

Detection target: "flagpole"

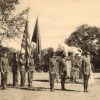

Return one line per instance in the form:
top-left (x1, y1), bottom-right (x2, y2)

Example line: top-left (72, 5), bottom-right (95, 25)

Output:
top-left (19, 45), bottom-right (22, 58)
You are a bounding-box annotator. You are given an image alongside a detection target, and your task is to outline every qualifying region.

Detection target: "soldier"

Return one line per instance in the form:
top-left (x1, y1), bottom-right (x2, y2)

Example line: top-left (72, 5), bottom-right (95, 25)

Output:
top-left (49, 50), bottom-right (57, 92)
top-left (71, 54), bottom-right (80, 83)
top-left (59, 51), bottom-right (67, 90)
top-left (82, 52), bottom-right (91, 92)
top-left (27, 54), bottom-right (35, 88)
top-left (0, 52), bottom-right (9, 90)
top-left (19, 53), bottom-right (26, 88)
top-left (12, 52), bottom-right (19, 88)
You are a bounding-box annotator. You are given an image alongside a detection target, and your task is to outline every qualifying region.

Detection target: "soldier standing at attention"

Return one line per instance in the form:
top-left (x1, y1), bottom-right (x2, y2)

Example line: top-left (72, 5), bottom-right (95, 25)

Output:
top-left (27, 54), bottom-right (35, 88)
top-left (49, 50), bottom-right (57, 92)
top-left (0, 52), bottom-right (9, 90)
top-left (59, 51), bottom-right (67, 90)
top-left (19, 53), bottom-right (26, 88)
top-left (82, 52), bottom-right (91, 92)
top-left (12, 52), bottom-right (19, 88)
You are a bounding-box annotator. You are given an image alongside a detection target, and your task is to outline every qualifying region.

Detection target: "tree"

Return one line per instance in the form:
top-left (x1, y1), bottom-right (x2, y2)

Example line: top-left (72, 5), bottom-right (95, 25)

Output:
top-left (0, 0), bottom-right (19, 42)
top-left (65, 24), bottom-right (100, 56)
top-left (0, 0), bottom-right (29, 40)
top-left (0, 0), bottom-right (19, 21)
top-left (0, 0), bottom-right (29, 56)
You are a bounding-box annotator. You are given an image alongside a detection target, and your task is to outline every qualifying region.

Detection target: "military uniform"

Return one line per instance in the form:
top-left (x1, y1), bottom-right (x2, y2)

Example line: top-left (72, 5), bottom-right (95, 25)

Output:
top-left (82, 56), bottom-right (91, 92)
top-left (19, 57), bottom-right (26, 87)
top-left (12, 53), bottom-right (19, 87)
top-left (0, 56), bottom-right (9, 90)
top-left (59, 58), bottom-right (67, 90)
top-left (70, 56), bottom-right (80, 83)
top-left (49, 57), bottom-right (57, 92)
top-left (27, 57), bottom-right (35, 88)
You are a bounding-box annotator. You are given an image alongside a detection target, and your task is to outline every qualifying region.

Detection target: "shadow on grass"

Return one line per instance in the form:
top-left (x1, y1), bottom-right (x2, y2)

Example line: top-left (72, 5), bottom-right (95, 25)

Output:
top-left (18, 87), bottom-right (50, 91)
top-left (54, 88), bottom-right (81, 92)
top-left (33, 80), bottom-right (49, 82)
top-left (17, 86), bottom-right (81, 92)
top-left (33, 79), bottom-right (83, 84)
top-left (0, 85), bottom-right (82, 92)
top-left (94, 77), bottom-right (100, 79)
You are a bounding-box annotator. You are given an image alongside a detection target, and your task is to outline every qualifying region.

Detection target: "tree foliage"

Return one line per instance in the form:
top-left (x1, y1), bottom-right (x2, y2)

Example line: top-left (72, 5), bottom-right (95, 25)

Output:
top-left (0, 0), bottom-right (29, 44)
top-left (0, 0), bottom-right (19, 21)
top-left (65, 24), bottom-right (100, 56)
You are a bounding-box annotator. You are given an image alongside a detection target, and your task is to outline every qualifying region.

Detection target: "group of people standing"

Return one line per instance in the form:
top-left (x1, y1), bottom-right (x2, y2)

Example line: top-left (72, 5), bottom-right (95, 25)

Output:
top-left (49, 50), bottom-right (67, 91)
top-left (49, 49), bottom-right (91, 92)
top-left (0, 52), bottom-right (35, 90)
top-left (0, 50), bottom-right (91, 93)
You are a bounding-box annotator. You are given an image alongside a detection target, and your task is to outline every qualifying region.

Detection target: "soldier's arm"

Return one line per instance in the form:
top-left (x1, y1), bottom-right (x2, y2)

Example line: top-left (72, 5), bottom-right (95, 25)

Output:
top-left (7, 59), bottom-right (10, 67)
top-left (82, 60), bottom-right (85, 74)
top-left (0, 60), bottom-right (4, 74)
top-left (49, 59), bottom-right (52, 73)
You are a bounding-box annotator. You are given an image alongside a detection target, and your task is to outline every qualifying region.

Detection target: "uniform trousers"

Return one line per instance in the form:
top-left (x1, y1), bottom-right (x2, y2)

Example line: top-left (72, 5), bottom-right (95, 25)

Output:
top-left (50, 74), bottom-right (56, 91)
top-left (13, 71), bottom-right (18, 87)
top-left (61, 71), bottom-right (66, 89)
top-left (28, 71), bottom-right (33, 87)
top-left (83, 74), bottom-right (90, 92)
top-left (1, 72), bottom-right (8, 89)
top-left (20, 71), bottom-right (26, 87)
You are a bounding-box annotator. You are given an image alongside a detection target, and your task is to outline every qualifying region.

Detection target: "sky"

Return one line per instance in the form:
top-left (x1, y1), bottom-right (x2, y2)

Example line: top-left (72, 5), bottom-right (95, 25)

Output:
top-left (3, 0), bottom-right (100, 50)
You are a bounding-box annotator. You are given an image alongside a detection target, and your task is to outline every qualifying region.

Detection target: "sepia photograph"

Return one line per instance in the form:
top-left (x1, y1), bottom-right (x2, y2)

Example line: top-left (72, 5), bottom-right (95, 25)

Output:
top-left (0, 0), bottom-right (100, 100)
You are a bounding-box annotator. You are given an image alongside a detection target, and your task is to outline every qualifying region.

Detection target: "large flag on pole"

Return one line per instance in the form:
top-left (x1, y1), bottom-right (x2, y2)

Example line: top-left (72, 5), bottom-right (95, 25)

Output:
top-left (21, 20), bottom-right (30, 58)
top-left (31, 17), bottom-right (41, 60)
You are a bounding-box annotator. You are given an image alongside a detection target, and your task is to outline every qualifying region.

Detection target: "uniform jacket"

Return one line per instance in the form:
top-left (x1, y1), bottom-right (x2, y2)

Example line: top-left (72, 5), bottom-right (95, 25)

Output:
top-left (49, 57), bottom-right (57, 74)
top-left (12, 57), bottom-right (19, 72)
top-left (0, 57), bottom-right (9, 72)
top-left (28, 58), bottom-right (35, 71)
top-left (59, 58), bottom-right (67, 73)
top-left (19, 58), bottom-right (26, 71)
top-left (82, 57), bottom-right (91, 75)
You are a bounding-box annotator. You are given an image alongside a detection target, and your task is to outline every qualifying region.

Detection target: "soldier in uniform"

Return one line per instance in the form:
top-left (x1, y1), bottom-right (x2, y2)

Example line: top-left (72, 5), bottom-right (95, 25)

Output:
top-left (59, 51), bottom-right (67, 90)
top-left (70, 54), bottom-right (80, 83)
top-left (0, 52), bottom-right (9, 90)
top-left (49, 49), bottom-right (57, 92)
top-left (82, 52), bottom-right (91, 92)
top-left (19, 53), bottom-right (26, 88)
top-left (27, 54), bottom-right (35, 88)
top-left (12, 52), bottom-right (19, 88)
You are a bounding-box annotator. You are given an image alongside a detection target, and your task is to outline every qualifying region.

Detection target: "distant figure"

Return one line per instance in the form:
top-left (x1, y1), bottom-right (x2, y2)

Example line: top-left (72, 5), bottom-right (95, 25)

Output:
top-left (82, 52), bottom-right (91, 92)
top-left (59, 51), bottom-right (67, 90)
top-left (12, 52), bottom-right (19, 88)
top-left (70, 54), bottom-right (80, 83)
top-left (0, 52), bottom-right (9, 90)
top-left (19, 53), bottom-right (26, 88)
top-left (66, 52), bottom-right (73, 78)
top-left (49, 50), bottom-right (57, 92)
top-left (27, 55), bottom-right (35, 88)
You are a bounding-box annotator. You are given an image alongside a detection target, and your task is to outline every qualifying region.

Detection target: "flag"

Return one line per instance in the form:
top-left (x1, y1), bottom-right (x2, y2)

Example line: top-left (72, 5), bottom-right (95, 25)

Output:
top-left (21, 20), bottom-right (30, 58)
top-left (31, 17), bottom-right (41, 59)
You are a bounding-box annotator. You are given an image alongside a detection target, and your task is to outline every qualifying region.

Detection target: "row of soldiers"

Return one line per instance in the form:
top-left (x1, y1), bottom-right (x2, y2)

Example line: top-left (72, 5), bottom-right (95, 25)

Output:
top-left (0, 50), bottom-right (91, 93)
top-left (49, 50), bottom-right (91, 92)
top-left (0, 52), bottom-right (35, 90)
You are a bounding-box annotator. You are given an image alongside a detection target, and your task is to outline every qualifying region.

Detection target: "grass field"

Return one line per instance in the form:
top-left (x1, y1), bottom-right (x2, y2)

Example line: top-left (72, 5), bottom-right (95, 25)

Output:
top-left (0, 72), bottom-right (100, 100)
